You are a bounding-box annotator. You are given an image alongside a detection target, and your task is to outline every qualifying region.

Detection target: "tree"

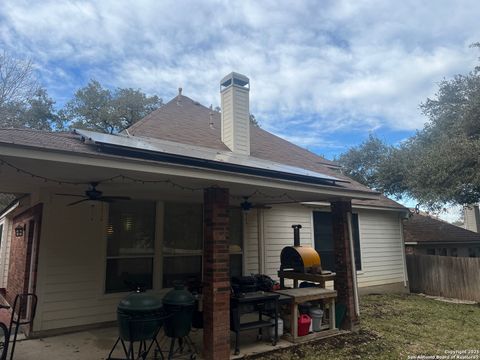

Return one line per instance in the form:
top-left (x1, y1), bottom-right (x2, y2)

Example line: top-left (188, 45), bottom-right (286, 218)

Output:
top-left (0, 51), bottom-right (38, 109)
top-left (249, 114), bottom-right (260, 127)
top-left (0, 52), bottom-right (59, 130)
top-left (2, 88), bottom-right (61, 130)
top-left (336, 134), bottom-right (390, 190)
top-left (337, 44), bottom-right (480, 209)
top-left (62, 80), bottom-right (163, 134)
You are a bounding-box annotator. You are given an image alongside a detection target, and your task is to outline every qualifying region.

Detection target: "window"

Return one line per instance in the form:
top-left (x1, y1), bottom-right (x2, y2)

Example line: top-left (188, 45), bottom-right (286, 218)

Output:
top-left (468, 248), bottom-right (476, 257)
top-left (426, 248), bottom-right (436, 255)
top-left (163, 203), bottom-right (203, 288)
top-left (105, 201), bottom-right (156, 293)
top-left (450, 248), bottom-right (458, 257)
top-left (440, 248), bottom-right (447, 256)
top-left (313, 212), bottom-right (361, 272)
top-left (229, 208), bottom-right (243, 277)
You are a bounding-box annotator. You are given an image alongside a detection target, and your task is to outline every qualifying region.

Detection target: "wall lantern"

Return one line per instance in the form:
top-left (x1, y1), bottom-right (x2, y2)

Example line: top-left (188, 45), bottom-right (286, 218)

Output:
top-left (15, 224), bottom-right (26, 237)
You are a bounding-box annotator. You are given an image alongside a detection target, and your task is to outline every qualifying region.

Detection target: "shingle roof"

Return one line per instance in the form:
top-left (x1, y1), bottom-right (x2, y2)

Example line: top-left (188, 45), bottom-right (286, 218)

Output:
top-left (0, 128), bottom-right (98, 155)
top-left (404, 213), bottom-right (480, 244)
top-left (0, 94), bottom-right (405, 210)
top-left (127, 95), bottom-right (405, 209)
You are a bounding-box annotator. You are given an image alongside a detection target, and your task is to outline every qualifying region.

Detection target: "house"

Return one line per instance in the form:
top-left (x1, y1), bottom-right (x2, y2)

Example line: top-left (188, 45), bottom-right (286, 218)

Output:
top-left (0, 72), bottom-right (407, 359)
top-left (404, 212), bottom-right (480, 257)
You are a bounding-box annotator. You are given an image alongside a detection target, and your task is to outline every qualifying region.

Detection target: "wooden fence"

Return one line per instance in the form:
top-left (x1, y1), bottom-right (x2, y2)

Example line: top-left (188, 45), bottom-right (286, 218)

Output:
top-left (406, 254), bottom-right (480, 302)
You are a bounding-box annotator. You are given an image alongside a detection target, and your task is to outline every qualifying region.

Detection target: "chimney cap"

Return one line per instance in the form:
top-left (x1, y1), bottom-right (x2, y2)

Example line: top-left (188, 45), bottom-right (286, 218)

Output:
top-left (220, 72), bottom-right (250, 90)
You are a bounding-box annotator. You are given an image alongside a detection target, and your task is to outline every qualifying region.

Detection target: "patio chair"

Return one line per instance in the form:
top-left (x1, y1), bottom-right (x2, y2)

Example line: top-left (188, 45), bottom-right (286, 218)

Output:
top-left (0, 293), bottom-right (38, 360)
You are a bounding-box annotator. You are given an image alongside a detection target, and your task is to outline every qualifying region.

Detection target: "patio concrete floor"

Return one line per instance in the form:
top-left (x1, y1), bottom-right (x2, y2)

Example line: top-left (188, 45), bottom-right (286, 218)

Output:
top-left (12, 326), bottom-right (297, 359)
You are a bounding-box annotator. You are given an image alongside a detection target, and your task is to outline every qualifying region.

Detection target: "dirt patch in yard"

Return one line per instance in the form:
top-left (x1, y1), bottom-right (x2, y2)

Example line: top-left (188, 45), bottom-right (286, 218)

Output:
top-left (252, 293), bottom-right (480, 360)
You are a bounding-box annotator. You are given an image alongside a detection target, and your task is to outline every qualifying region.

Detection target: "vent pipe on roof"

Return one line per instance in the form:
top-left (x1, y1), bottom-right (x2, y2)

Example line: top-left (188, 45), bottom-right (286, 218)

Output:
top-left (220, 72), bottom-right (250, 155)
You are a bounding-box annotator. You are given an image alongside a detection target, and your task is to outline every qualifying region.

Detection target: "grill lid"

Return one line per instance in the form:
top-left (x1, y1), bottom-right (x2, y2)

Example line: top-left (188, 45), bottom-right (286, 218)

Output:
top-left (118, 291), bottom-right (163, 313)
top-left (162, 282), bottom-right (195, 306)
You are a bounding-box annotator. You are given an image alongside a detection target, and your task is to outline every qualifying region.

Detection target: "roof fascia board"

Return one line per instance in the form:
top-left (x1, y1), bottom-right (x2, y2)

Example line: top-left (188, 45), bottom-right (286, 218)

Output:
top-left (410, 241), bottom-right (480, 245)
top-left (0, 144), bottom-right (379, 200)
top-left (302, 201), bottom-right (406, 212)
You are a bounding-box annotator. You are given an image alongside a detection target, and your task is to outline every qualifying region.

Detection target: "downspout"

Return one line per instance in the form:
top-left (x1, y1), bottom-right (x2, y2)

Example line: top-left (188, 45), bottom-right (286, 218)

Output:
top-left (399, 215), bottom-right (408, 287)
top-left (347, 212), bottom-right (360, 317)
top-left (257, 208), bottom-right (265, 274)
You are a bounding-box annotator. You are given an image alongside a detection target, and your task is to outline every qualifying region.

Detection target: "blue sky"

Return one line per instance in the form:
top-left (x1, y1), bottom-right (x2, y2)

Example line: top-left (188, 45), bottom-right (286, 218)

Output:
top-left (1, 0), bottom-right (479, 220)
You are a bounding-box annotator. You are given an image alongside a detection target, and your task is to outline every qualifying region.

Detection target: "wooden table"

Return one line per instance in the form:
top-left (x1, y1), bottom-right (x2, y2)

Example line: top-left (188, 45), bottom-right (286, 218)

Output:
top-left (278, 270), bottom-right (336, 288)
top-left (274, 287), bottom-right (337, 343)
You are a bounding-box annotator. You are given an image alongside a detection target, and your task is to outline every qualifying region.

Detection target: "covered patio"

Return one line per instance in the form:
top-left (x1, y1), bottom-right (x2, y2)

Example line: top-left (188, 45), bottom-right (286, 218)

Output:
top-left (0, 129), bottom-right (374, 359)
top-left (12, 323), bottom-right (348, 359)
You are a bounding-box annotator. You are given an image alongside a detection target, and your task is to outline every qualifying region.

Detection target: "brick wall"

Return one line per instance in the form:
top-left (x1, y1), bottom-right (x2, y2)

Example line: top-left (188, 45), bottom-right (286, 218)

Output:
top-left (203, 188), bottom-right (230, 360)
top-left (331, 200), bottom-right (359, 330)
top-left (6, 204), bottom-right (42, 307)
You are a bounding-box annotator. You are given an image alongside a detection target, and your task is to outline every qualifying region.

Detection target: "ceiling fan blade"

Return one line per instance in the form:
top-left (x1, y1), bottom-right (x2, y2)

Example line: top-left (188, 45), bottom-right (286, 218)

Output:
top-left (56, 193), bottom-right (86, 198)
top-left (67, 198), bottom-right (90, 206)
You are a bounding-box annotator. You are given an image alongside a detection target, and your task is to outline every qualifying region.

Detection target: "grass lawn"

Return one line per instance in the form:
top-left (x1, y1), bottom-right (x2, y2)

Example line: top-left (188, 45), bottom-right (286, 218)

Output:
top-left (254, 293), bottom-right (480, 360)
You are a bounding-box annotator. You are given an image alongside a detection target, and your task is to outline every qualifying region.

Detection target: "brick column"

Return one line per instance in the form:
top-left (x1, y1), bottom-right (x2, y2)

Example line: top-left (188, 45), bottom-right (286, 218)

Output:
top-left (203, 187), bottom-right (230, 360)
top-left (331, 200), bottom-right (359, 330)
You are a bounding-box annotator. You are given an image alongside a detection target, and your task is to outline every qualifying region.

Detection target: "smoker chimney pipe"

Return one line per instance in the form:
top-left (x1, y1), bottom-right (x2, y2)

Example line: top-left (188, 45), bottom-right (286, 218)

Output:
top-left (292, 224), bottom-right (302, 247)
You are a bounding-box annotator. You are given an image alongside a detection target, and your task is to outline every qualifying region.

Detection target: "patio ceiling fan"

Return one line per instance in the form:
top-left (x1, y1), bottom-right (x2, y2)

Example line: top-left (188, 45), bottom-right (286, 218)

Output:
top-left (239, 197), bottom-right (271, 211)
top-left (57, 182), bottom-right (131, 206)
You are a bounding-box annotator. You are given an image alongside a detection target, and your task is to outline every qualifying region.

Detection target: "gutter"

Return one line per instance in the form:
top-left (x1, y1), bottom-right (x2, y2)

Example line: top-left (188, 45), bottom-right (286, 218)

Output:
top-left (0, 144), bottom-right (380, 201)
top-left (302, 201), bottom-right (407, 213)
top-left (347, 212), bottom-right (360, 317)
top-left (408, 241), bottom-right (480, 246)
top-left (96, 142), bottom-right (342, 187)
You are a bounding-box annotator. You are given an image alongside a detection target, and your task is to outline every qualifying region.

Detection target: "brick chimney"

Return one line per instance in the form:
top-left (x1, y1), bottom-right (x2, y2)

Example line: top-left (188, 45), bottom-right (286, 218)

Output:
top-left (220, 72), bottom-right (250, 155)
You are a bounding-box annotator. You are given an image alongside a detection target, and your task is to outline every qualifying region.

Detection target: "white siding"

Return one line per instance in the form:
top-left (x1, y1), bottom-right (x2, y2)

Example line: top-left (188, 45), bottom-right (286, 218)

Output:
top-left (0, 217), bottom-right (12, 288)
top-left (34, 195), bottom-right (166, 332)
top-left (244, 209), bottom-right (259, 274)
top-left (259, 206), bottom-right (405, 288)
top-left (263, 205), bottom-right (313, 280)
top-left (356, 209), bottom-right (406, 287)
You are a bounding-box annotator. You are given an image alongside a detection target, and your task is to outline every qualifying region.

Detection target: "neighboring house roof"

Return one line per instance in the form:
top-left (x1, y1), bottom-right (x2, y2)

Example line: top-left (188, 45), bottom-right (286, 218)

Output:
top-left (0, 94), bottom-right (405, 210)
top-left (404, 213), bottom-right (480, 244)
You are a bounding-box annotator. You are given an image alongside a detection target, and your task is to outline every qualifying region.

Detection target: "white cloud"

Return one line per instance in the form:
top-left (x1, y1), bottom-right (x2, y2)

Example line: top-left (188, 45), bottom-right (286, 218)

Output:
top-left (1, 0), bottom-right (480, 147)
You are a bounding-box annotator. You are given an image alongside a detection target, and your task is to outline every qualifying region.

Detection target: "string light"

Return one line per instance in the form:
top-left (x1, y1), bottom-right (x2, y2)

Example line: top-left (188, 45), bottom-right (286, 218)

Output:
top-left (0, 157), bottom-right (304, 203)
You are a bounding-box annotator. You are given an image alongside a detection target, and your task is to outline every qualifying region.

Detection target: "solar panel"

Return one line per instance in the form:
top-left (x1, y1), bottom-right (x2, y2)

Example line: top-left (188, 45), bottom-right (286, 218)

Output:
top-left (74, 129), bottom-right (347, 184)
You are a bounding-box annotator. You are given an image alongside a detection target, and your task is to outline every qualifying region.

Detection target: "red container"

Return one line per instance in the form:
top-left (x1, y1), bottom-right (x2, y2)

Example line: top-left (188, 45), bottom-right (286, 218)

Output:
top-left (298, 314), bottom-right (311, 336)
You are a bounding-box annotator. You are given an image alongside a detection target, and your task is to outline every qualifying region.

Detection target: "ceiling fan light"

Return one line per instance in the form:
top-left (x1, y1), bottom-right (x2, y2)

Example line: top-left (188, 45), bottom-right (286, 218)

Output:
top-left (240, 197), bottom-right (252, 213)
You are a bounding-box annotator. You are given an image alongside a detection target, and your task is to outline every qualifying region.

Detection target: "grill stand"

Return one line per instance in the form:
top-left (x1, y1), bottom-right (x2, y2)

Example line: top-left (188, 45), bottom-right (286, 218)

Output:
top-left (107, 315), bottom-right (166, 360)
top-left (165, 335), bottom-right (198, 360)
